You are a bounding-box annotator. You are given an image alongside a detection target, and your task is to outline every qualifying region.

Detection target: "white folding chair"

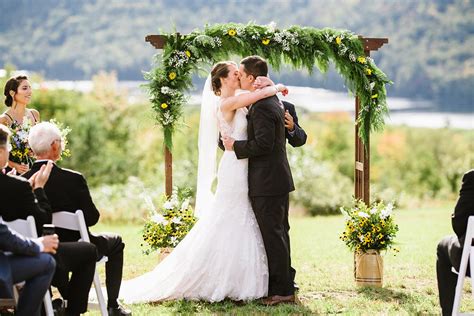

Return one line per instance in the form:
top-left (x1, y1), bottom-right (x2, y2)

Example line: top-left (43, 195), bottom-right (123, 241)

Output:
top-left (0, 216), bottom-right (54, 316)
top-left (52, 210), bottom-right (108, 316)
top-left (452, 216), bottom-right (474, 316)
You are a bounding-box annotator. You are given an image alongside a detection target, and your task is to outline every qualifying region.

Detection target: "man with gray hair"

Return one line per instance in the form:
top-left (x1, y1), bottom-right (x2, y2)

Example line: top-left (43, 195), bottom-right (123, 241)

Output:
top-left (25, 122), bottom-right (131, 316)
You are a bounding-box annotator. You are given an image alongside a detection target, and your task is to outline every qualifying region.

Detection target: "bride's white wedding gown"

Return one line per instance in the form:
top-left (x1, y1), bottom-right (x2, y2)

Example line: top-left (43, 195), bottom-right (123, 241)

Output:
top-left (119, 107), bottom-right (268, 303)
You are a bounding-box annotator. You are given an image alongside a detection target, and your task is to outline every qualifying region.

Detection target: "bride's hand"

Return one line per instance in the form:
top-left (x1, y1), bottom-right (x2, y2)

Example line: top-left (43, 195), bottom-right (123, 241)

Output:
top-left (275, 84), bottom-right (289, 96)
top-left (222, 136), bottom-right (235, 151)
top-left (253, 76), bottom-right (274, 89)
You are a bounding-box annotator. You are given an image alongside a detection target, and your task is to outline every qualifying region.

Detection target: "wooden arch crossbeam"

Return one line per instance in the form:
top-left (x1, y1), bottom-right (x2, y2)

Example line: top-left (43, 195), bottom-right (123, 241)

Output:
top-left (145, 34), bottom-right (388, 204)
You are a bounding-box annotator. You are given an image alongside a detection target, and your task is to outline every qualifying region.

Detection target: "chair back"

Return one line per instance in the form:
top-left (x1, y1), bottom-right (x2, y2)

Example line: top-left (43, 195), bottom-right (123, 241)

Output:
top-left (452, 216), bottom-right (474, 315)
top-left (0, 216), bottom-right (54, 315)
top-left (51, 210), bottom-right (108, 316)
top-left (51, 210), bottom-right (90, 242)
top-left (0, 216), bottom-right (37, 238)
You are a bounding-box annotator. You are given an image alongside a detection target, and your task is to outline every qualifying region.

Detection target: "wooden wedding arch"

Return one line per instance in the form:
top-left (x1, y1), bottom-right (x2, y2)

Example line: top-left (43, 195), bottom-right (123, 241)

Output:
top-left (145, 33), bottom-right (388, 205)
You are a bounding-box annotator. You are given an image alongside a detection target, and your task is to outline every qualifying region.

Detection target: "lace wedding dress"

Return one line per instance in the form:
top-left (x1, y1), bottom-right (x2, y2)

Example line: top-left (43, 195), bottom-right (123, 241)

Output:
top-left (119, 107), bottom-right (268, 303)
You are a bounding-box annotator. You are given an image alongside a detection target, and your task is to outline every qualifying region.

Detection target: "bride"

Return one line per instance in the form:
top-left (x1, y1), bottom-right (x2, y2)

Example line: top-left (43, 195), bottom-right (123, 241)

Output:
top-left (119, 61), bottom-right (288, 303)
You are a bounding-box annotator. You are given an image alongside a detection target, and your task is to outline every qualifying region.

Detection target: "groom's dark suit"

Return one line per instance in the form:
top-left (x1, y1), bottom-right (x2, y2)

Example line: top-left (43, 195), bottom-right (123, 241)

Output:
top-left (282, 101), bottom-right (307, 148)
top-left (23, 161), bottom-right (126, 310)
top-left (234, 95), bottom-right (295, 297)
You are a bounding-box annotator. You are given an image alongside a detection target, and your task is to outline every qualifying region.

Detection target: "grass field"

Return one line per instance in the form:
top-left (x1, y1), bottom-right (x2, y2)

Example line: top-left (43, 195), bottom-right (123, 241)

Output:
top-left (86, 204), bottom-right (473, 315)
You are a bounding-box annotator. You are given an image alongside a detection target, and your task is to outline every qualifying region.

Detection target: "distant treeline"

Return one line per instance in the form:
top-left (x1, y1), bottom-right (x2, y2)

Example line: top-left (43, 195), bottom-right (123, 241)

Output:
top-left (0, 0), bottom-right (473, 110)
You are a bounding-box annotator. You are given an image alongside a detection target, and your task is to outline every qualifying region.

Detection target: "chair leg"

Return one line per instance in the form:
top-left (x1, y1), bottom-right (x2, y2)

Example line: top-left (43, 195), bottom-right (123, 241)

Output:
top-left (470, 248), bottom-right (474, 302)
top-left (92, 271), bottom-right (108, 316)
top-left (43, 292), bottom-right (54, 316)
top-left (453, 269), bottom-right (465, 315)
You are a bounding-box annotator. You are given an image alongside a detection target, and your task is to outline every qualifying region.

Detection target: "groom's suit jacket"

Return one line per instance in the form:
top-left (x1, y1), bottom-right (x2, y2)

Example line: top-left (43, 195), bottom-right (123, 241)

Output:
top-left (282, 101), bottom-right (307, 148)
top-left (234, 95), bottom-right (295, 197)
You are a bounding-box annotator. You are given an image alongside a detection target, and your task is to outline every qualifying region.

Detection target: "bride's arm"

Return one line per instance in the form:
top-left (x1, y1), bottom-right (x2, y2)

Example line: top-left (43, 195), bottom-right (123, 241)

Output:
top-left (220, 84), bottom-right (288, 113)
top-left (253, 76), bottom-right (275, 89)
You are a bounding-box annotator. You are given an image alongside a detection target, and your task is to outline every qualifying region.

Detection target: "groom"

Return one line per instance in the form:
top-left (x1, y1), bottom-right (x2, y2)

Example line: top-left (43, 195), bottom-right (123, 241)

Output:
top-left (223, 55), bottom-right (296, 305)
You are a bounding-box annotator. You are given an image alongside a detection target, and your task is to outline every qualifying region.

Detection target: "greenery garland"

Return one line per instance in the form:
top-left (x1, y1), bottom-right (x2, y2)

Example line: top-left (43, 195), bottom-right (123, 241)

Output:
top-left (145, 22), bottom-right (391, 150)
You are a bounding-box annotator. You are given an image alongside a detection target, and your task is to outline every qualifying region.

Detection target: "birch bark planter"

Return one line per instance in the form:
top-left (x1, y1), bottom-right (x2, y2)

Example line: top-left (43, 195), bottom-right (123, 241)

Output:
top-left (354, 249), bottom-right (383, 287)
top-left (158, 247), bottom-right (173, 262)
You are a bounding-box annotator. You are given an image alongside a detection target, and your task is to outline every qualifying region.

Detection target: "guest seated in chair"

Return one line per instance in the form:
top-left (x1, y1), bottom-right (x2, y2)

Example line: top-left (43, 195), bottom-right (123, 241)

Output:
top-left (0, 222), bottom-right (57, 316)
top-left (436, 169), bottom-right (474, 316)
top-left (25, 122), bottom-right (132, 316)
top-left (0, 124), bottom-right (96, 316)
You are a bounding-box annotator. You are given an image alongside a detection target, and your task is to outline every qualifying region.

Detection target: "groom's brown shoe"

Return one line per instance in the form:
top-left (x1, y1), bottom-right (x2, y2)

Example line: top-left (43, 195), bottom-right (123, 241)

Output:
top-left (261, 294), bottom-right (296, 306)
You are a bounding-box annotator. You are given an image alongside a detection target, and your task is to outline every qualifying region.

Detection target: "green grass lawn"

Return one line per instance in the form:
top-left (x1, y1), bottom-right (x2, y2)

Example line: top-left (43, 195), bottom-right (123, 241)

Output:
top-left (86, 205), bottom-right (473, 315)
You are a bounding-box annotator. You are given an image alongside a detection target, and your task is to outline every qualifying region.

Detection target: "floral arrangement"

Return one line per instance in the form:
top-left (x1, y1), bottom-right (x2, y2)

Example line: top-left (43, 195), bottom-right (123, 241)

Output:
top-left (9, 117), bottom-right (34, 165)
top-left (145, 22), bottom-right (391, 149)
top-left (50, 119), bottom-right (72, 160)
top-left (9, 118), bottom-right (71, 165)
top-left (142, 187), bottom-right (197, 255)
top-left (340, 199), bottom-right (399, 253)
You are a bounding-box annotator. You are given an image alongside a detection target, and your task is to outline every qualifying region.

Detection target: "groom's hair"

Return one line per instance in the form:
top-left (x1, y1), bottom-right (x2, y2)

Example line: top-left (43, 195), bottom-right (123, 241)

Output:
top-left (240, 56), bottom-right (268, 79)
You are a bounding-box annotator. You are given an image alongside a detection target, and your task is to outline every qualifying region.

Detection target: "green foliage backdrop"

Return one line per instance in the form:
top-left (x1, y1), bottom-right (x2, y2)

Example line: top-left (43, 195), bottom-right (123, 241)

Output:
top-left (147, 23), bottom-right (391, 149)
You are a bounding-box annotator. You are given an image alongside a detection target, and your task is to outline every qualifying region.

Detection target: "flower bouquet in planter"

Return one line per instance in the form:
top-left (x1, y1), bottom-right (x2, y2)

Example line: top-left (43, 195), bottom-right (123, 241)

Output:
top-left (340, 199), bottom-right (399, 287)
top-left (142, 187), bottom-right (197, 257)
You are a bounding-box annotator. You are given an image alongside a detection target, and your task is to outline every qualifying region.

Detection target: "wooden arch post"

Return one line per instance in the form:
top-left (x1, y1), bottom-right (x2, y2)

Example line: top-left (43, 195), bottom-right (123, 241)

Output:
top-left (355, 37), bottom-right (388, 205)
top-left (145, 34), bottom-right (388, 203)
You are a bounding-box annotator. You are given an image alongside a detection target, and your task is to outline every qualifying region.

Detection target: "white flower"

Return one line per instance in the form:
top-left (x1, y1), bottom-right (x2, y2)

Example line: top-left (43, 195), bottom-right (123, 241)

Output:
top-left (180, 199), bottom-right (190, 211)
top-left (170, 236), bottom-right (178, 246)
top-left (358, 211), bottom-right (370, 218)
top-left (161, 112), bottom-right (175, 126)
top-left (349, 53), bottom-right (356, 62)
top-left (370, 207), bottom-right (378, 215)
top-left (17, 130), bottom-right (28, 141)
top-left (163, 200), bottom-right (174, 210)
top-left (359, 235), bottom-right (364, 242)
top-left (171, 217), bottom-right (182, 224)
top-left (151, 213), bottom-right (166, 224)
top-left (268, 21), bottom-right (277, 32)
top-left (381, 203), bottom-right (393, 219)
top-left (369, 82), bottom-right (376, 91)
top-left (170, 197), bottom-right (179, 207)
top-left (161, 86), bottom-right (171, 94)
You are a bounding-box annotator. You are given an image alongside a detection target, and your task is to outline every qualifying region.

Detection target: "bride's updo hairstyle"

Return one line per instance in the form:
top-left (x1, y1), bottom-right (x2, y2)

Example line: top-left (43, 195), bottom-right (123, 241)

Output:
top-left (4, 75), bottom-right (28, 107)
top-left (210, 61), bottom-right (235, 96)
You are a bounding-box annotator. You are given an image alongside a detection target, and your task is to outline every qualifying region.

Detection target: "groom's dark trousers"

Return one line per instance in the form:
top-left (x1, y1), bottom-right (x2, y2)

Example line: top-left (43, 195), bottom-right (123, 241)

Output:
top-left (24, 161), bottom-right (125, 309)
top-left (234, 95), bottom-right (295, 297)
top-left (437, 169), bottom-right (474, 316)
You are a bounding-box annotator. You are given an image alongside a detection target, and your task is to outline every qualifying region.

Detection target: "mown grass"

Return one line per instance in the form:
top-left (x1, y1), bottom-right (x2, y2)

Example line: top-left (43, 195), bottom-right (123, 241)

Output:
top-left (86, 204), bottom-right (473, 315)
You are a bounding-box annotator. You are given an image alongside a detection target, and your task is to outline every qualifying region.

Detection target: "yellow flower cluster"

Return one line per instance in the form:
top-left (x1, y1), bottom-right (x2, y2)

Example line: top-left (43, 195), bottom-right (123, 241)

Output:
top-left (340, 200), bottom-right (399, 253)
top-left (142, 192), bottom-right (197, 255)
top-left (262, 38), bottom-right (270, 45)
top-left (168, 72), bottom-right (177, 80)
